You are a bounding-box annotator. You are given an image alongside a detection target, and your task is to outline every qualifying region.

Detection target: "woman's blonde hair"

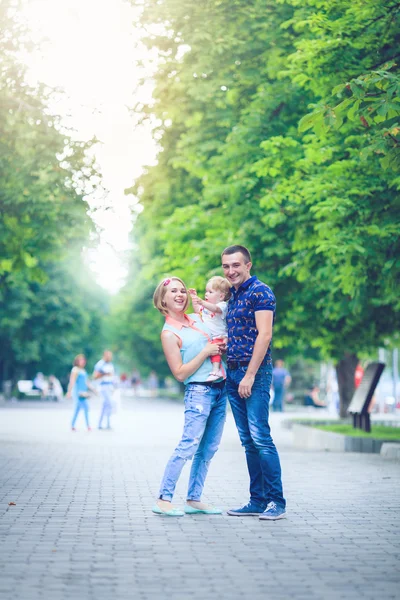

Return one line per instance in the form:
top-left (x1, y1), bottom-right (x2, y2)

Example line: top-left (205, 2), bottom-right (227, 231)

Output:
top-left (73, 354), bottom-right (86, 367)
top-left (207, 276), bottom-right (231, 301)
top-left (153, 276), bottom-right (189, 316)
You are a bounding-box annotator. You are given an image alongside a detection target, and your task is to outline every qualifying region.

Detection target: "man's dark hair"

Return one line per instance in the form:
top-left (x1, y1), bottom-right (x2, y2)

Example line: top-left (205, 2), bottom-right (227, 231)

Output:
top-left (221, 245), bottom-right (252, 263)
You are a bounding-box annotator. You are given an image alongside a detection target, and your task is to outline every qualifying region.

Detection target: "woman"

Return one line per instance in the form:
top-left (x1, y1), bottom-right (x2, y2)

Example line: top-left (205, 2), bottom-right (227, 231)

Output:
top-left (152, 276), bottom-right (227, 517)
top-left (67, 354), bottom-right (95, 431)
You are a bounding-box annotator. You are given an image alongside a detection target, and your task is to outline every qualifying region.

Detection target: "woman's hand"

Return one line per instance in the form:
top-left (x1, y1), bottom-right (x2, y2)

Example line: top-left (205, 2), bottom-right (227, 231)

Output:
top-left (162, 330), bottom-right (220, 383)
top-left (217, 338), bottom-right (227, 354)
top-left (203, 342), bottom-right (221, 357)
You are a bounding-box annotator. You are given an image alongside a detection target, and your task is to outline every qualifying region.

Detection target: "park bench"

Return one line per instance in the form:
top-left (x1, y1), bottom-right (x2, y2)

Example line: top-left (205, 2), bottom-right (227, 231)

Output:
top-left (17, 380), bottom-right (42, 400)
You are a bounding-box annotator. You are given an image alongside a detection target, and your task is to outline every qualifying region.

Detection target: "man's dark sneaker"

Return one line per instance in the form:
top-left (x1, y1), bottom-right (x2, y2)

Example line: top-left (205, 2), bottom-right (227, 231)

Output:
top-left (227, 502), bottom-right (265, 516)
top-left (259, 501), bottom-right (286, 521)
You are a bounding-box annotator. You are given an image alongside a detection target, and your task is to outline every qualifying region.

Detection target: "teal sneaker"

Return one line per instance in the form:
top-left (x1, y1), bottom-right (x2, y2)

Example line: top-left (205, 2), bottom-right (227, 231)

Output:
top-left (259, 501), bottom-right (286, 521)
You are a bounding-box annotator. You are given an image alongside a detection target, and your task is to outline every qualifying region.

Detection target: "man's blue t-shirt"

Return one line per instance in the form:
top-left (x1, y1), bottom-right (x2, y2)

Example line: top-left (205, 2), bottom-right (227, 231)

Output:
top-left (273, 367), bottom-right (290, 390)
top-left (226, 276), bottom-right (276, 363)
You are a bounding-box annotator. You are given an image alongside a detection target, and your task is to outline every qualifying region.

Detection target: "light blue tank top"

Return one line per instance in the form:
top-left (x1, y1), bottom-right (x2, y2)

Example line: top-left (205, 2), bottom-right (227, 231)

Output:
top-left (73, 368), bottom-right (89, 398)
top-left (162, 314), bottom-right (226, 385)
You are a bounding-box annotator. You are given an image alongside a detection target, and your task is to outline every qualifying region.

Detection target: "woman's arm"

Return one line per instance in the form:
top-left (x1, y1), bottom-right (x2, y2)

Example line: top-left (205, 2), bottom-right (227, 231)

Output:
top-left (87, 379), bottom-right (98, 394)
top-left (161, 331), bottom-right (220, 383)
top-left (66, 369), bottom-right (78, 399)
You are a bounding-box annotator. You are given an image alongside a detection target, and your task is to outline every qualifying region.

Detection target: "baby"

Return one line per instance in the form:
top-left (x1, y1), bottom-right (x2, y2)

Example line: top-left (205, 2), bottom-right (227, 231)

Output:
top-left (188, 276), bottom-right (231, 381)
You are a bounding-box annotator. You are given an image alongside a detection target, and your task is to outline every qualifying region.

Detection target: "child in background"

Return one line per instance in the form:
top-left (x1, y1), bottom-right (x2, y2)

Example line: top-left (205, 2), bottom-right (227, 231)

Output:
top-left (188, 276), bottom-right (231, 381)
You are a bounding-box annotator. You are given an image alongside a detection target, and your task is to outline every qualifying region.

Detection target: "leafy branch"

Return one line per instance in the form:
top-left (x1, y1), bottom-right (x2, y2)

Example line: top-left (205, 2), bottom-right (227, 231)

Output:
top-left (299, 63), bottom-right (400, 170)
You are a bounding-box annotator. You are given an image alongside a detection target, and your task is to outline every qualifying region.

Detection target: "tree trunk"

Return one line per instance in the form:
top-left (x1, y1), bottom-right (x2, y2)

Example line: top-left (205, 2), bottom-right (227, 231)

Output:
top-left (336, 353), bottom-right (358, 418)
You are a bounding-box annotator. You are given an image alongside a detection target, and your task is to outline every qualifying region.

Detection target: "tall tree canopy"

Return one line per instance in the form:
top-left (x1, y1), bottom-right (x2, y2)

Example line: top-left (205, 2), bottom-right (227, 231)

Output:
top-left (0, 0), bottom-right (108, 384)
top-left (117, 0), bottom-right (400, 413)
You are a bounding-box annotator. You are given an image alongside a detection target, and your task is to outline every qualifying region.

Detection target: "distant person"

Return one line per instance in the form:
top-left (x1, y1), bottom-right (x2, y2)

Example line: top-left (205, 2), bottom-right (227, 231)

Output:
top-left (32, 372), bottom-right (48, 397)
top-left (354, 362), bottom-right (364, 388)
top-left (94, 350), bottom-right (115, 430)
top-left (272, 359), bottom-right (291, 412)
top-left (147, 371), bottom-right (159, 397)
top-left (304, 384), bottom-right (326, 408)
top-left (67, 355), bottom-right (95, 431)
top-left (48, 375), bottom-right (63, 402)
top-left (119, 373), bottom-right (130, 390)
top-left (151, 276), bottom-right (226, 517)
top-left (130, 368), bottom-right (141, 396)
top-left (188, 276), bottom-right (230, 381)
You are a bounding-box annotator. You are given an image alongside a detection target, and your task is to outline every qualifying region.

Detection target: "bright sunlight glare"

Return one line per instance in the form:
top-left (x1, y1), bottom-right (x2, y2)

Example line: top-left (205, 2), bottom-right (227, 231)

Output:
top-left (20, 0), bottom-right (157, 293)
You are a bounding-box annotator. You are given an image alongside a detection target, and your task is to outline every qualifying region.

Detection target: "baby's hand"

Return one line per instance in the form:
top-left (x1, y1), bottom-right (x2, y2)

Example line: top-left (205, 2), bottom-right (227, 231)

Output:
top-left (188, 288), bottom-right (202, 306)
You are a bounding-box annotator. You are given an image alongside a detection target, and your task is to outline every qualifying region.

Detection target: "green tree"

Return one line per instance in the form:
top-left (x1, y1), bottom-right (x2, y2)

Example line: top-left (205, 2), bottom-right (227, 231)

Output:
top-left (120, 0), bottom-right (400, 415)
top-left (0, 0), bottom-right (109, 386)
top-left (0, 256), bottom-right (109, 384)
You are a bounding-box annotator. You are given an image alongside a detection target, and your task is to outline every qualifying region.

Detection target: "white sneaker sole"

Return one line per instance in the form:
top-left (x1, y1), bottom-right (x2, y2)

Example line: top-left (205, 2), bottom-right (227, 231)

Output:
top-left (227, 510), bottom-right (263, 517)
top-left (259, 512), bottom-right (286, 520)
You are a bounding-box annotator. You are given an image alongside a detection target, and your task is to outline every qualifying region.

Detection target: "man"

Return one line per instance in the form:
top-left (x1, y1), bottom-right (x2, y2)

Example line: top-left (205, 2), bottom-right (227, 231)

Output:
top-left (221, 245), bottom-right (286, 520)
top-left (94, 350), bottom-right (115, 430)
top-left (272, 359), bottom-right (291, 412)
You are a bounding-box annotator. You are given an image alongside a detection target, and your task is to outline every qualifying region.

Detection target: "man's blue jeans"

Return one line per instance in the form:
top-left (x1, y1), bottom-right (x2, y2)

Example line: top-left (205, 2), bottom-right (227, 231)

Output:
top-left (99, 384), bottom-right (113, 428)
top-left (272, 386), bottom-right (284, 412)
top-left (227, 364), bottom-right (286, 509)
top-left (159, 383), bottom-right (227, 502)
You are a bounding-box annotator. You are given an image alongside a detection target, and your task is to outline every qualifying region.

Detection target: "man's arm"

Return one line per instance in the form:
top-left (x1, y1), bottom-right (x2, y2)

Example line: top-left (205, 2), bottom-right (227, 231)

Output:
top-left (284, 373), bottom-right (292, 387)
top-left (93, 362), bottom-right (107, 380)
top-left (238, 311), bottom-right (273, 399)
top-left (93, 370), bottom-right (104, 380)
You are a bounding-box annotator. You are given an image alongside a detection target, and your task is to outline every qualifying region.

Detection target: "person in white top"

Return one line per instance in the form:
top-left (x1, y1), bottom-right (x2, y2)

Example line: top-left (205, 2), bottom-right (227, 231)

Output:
top-left (189, 276), bottom-right (231, 381)
top-left (93, 350), bottom-right (115, 430)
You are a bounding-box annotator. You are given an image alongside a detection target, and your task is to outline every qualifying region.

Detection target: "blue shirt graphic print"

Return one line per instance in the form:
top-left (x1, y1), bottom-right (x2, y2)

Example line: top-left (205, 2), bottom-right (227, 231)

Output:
top-left (226, 276), bottom-right (276, 363)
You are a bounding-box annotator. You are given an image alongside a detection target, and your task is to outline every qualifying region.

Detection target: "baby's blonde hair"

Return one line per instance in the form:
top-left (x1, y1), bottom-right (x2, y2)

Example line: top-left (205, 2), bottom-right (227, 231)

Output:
top-left (153, 276), bottom-right (189, 316)
top-left (207, 276), bottom-right (231, 301)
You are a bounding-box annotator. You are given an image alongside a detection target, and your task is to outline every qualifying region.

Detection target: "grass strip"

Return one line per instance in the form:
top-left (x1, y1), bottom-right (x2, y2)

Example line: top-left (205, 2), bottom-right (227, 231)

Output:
top-left (312, 424), bottom-right (400, 440)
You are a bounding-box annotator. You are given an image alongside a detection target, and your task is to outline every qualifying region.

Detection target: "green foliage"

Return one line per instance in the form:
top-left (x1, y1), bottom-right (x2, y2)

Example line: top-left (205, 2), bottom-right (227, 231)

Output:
top-left (115, 0), bottom-right (400, 409)
top-left (0, 0), bottom-right (108, 383)
top-left (0, 41), bottom-right (96, 286)
top-left (299, 63), bottom-right (400, 171)
top-left (1, 257), bottom-right (109, 382)
top-left (109, 273), bottom-right (168, 378)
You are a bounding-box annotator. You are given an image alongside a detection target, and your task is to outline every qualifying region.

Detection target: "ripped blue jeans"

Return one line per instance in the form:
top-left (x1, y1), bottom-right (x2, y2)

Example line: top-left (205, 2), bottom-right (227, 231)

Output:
top-left (158, 383), bottom-right (227, 502)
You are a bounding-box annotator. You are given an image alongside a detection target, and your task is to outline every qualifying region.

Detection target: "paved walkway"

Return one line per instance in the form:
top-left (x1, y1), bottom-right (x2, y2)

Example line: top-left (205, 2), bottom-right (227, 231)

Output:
top-left (0, 395), bottom-right (399, 600)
